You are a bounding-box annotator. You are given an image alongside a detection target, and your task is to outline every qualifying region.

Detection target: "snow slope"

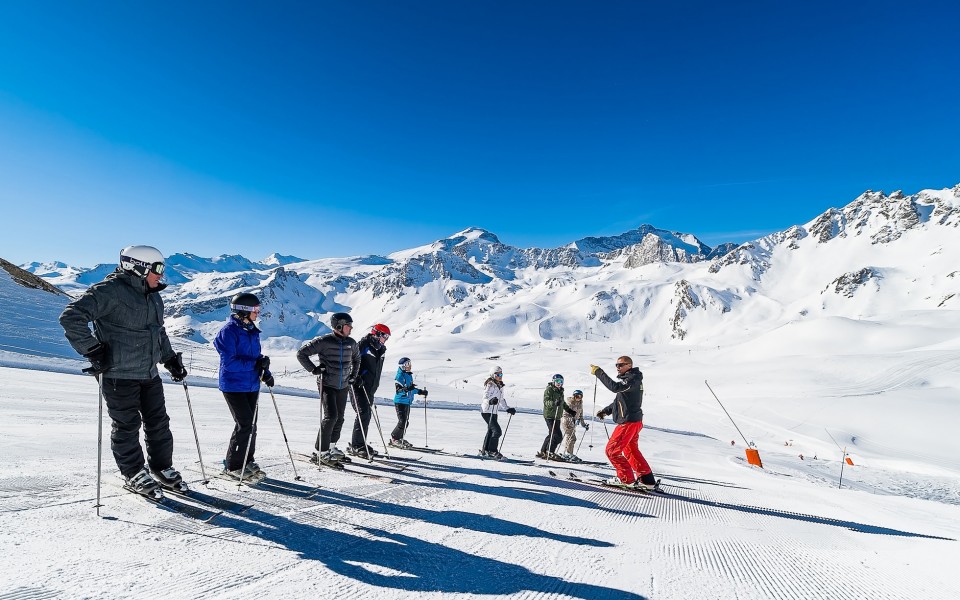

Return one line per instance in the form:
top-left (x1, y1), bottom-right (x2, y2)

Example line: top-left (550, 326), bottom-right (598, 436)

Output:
top-left (2, 184), bottom-right (960, 598)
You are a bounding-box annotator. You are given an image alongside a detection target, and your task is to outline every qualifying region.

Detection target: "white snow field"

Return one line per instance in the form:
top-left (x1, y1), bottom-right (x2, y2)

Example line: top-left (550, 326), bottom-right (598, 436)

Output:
top-left (2, 186), bottom-right (960, 598)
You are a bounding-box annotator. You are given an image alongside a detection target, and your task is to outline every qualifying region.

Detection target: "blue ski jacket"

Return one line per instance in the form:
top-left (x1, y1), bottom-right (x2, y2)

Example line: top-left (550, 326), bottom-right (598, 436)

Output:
top-left (393, 369), bottom-right (421, 405)
top-left (214, 316), bottom-right (263, 392)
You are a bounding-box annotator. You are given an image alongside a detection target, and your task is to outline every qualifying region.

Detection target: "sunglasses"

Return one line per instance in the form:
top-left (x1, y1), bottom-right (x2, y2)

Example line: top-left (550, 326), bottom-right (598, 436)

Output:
top-left (493, 372), bottom-right (503, 377)
top-left (615, 363), bottom-right (630, 368)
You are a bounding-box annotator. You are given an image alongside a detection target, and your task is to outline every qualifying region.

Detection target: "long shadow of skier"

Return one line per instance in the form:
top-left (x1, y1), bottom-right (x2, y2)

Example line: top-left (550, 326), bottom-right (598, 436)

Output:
top-left (388, 462), bottom-right (651, 519)
top-left (203, 507), bottom-right (646, 598)
top-left (306, 486), bottom-right (614, 547)
top-left (668, 492), bottom-right (955, 540)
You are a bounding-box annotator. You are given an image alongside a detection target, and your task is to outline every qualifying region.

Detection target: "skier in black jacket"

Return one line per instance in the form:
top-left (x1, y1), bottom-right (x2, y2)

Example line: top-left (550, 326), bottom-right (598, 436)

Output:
top-left (59, 245), bottom-right (189, 498)
top-left (590, 356), bottom-right (657, 489)
top-left (348, 323), bottom-right (390, 458)
top-left (296, 312), bottom-right (360, 466)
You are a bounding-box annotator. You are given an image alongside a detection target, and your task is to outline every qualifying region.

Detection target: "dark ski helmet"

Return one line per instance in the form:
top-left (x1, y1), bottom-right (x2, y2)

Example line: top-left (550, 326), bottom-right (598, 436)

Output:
top-left (330, 312), bottom-right (353, 332)
top-left (573, 389), bottom-right (584, 397)
top-left (398, 357), bottom-right (412, 372)
top-left (230, 293), bottom-right (261, 318)
top-left (119, 245), bottom-right (165, 278)
top-left (552, 374), bottom-right (564, 384)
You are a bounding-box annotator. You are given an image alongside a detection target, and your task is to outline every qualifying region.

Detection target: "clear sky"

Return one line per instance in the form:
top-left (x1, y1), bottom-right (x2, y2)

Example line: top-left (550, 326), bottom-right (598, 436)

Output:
top-left (1, 1), bottom-right (957, 267)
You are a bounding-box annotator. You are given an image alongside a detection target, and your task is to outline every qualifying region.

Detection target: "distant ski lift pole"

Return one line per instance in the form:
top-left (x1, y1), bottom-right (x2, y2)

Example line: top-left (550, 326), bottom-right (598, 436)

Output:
top-left (705, 380), bottom-right (762, 467)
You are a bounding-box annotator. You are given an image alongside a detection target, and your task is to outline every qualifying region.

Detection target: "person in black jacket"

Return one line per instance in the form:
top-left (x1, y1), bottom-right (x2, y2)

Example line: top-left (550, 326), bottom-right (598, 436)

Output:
top-left (296, 312), bottom-right (360, 466)
top-left (59, 245), bottom-right (189, 498)
top-left (590, 356), bottom-right (657, 489)
top-left (348, 323), bottom-right (390, 458)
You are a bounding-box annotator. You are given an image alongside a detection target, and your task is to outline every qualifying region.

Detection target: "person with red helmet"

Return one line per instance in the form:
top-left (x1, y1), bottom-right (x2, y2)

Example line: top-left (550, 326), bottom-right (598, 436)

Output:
top-left (347, 323), bottom-right (390, 459)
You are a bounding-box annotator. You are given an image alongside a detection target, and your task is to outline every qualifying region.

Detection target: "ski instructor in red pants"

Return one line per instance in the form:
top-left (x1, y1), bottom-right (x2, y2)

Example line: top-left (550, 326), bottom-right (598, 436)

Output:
top-left (590, 356), bottom-right (658, 489)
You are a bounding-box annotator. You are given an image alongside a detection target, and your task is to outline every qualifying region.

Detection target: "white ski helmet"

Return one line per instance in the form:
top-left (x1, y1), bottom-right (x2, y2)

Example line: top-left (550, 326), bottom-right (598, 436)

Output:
top-left (489, 365), bottom-right (503, 377)
top-left (119, 245), bottom-right (165, 278)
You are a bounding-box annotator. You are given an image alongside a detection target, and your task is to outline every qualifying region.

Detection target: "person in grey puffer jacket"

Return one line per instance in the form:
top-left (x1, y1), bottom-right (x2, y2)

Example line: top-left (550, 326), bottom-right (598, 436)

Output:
top-left (59, 245), bottom-right (189, 497)
top-left (296, 312), bottom-right (360, 465)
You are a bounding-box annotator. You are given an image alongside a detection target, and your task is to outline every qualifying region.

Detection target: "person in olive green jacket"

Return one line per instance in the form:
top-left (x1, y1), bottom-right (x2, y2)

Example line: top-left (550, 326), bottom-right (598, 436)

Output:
top-left (536, 374), bottom-right (576, 459)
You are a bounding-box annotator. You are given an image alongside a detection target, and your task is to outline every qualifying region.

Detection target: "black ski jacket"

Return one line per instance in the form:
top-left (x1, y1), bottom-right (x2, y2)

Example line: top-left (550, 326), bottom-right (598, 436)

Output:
top-left (59, 270), bottom-right (176, 380)
top-left (596, 366), bottom-right (644, 424)
top-left (296, 332), bottom-right (360, 390)
top-left (353, 333), bottom-right (386, 400)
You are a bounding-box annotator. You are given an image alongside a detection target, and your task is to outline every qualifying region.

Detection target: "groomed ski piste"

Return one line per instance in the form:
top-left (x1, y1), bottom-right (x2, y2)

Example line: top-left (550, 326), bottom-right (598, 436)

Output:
top-left (2, 352), bottom-right (959, 600)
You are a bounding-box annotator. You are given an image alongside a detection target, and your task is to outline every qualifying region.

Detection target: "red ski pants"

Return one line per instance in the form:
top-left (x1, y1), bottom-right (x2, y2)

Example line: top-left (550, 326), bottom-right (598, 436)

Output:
top-left (605, 421), bottom-right (650, 484)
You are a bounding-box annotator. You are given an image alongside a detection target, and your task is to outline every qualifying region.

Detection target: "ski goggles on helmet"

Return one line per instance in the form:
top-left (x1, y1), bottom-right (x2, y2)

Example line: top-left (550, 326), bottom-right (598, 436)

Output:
top-left (375, 331), bottom-right (390, 340)
top-left (553, 377), bottom-right (564, 385)
top-left (231, 303), bottom-right (259, 313)
top-left (493, 371), bottom-right (503, 377)
top-left (121, 256), bottom-right (165, 278)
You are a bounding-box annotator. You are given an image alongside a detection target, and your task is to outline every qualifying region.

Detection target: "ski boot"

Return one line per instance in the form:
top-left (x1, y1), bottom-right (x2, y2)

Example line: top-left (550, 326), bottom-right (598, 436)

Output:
top-left (124, 467), bottom-right (163, 500)
top-left (329, 446), bottom-right (352, 463)
top-left (604, 476), bottom-right (636, 489)
top-left (221, 461), bottom-right (265, 483)
top-left (535, 450), bottom-right (548, 459)
top-left (152, 466), bottom-right (189, 493)
top-left (310, 450), bottom-right (345, 470)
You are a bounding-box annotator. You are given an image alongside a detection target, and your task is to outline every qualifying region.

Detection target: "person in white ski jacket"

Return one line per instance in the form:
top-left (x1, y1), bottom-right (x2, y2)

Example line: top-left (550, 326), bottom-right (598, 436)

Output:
top-left (479, 365), bottom-right (515, 459)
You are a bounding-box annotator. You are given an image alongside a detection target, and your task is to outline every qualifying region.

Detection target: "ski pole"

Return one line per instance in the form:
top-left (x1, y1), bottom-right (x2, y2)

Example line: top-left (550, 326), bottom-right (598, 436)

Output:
top-left (316, 375), bottom-right (324, 471)
top-left (498, 412), bottom-right (513, 453)
top-left (547, 408), bottom-right (560, 457)
top-left (267, 383), bottom-right (301, 480)
top-left (181, 381), bottom-right (209, 485)
top-left (348, 386), bottom-right (374, 463)
top-left (237, 397), bottom-right (259, 490)
top-left (90, 372), bottom-right (105, 516)
top-left (423, 392), bottom-right (429, 448)
top-left (704, 380), bottom-right (751, 447)
top-left (361, 386), bottom-right (390, 459)
top-left (589, 378), bottom-right (598, 450)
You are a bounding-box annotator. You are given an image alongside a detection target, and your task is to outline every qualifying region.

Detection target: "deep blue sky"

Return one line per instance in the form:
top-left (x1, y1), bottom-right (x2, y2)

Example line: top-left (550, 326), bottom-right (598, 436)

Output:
top-left (1, 1), bottom-right (957, 266)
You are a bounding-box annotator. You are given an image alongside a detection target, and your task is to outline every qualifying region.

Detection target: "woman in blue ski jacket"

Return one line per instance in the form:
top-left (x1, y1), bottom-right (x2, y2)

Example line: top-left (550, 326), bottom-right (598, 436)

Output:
top-left (214, 293), bottom-right (273, 481)
top-left (390, 357), bottom-right (427, 448)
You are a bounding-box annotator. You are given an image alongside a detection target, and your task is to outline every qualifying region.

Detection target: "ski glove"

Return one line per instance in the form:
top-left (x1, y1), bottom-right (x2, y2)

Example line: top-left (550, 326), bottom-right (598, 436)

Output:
top-left (347, 375), bottom-right (357, 385)
top-left (488, 398), bottom-right (499, 405)
top-left (506, 407), bottom-right (516, 415)
top-left (261, 370), bottom-right (275, 388)
top-left (589, 364), bottom-right (600, 375)
top-left (82, 342), bottom-right (110, 375)
top-left (419, 389), bottom-right (428, 398)
top-left (255, 355), bottom-right (270, 372)
top-left (163, 352), bottom-right (188, 382)
top-left (596, 409), bottom-right (608, 419)
top-left (312, 365), bottom-right (326, 376)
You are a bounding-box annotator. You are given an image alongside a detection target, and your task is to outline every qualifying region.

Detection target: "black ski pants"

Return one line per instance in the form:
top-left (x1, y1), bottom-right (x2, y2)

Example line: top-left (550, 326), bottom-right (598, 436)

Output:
top-left (223, 391), bottom-right (259, 471)
top-left (102, 375), bottom-right (174, 478)
top-left (391, 403), bottom-right (411, 441)
top-left (481, 412), bottom-right (501, 453)
top-left (350, 384), bottom-right (373, 448)
top-left (541, 417), bottom-right (563, 454)
top-left (316, 385), bottom-right (349, 451)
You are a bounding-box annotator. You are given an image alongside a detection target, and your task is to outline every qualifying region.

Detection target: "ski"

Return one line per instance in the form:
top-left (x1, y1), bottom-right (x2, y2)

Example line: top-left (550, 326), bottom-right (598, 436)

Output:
top-left (565, 472), bottom-right (666, 495)
top-left (388, 442), bottom-right (446, 455)
top-left (460, 453), bottom-right (535, 466)
top-left (123, 485), bottom-right (221, 521)
top-left (164, 487), bottom-right (253, 515)
top-left (211, 470), bottom-right (319, 499)
top-left (293, 453), bottom-right (396, 483)
top-left (539, 455), bottom-right (610, 467)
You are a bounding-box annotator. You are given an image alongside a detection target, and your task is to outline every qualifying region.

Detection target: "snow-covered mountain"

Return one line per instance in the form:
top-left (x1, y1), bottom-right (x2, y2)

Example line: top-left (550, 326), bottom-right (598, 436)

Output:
top-left (16, 185), bottom-right (960, 354)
